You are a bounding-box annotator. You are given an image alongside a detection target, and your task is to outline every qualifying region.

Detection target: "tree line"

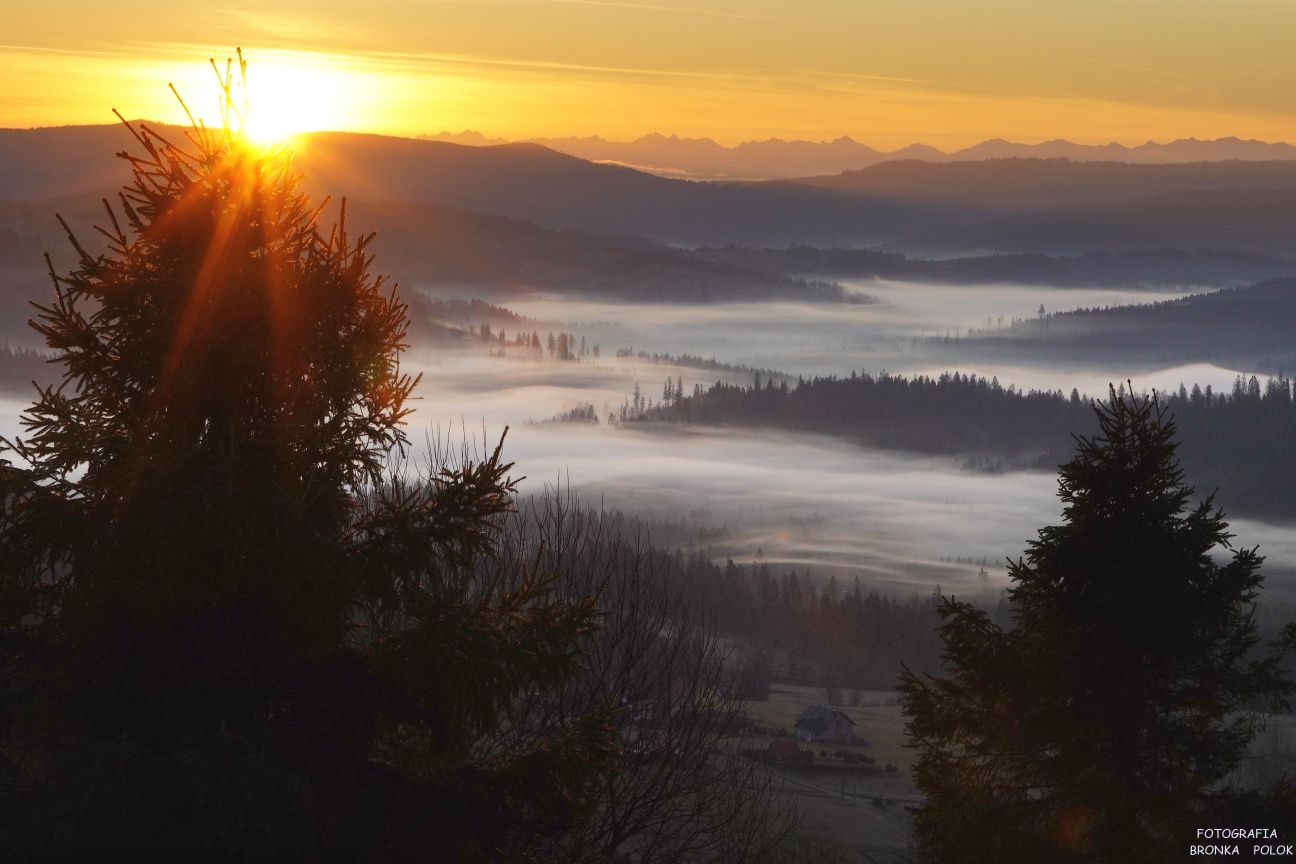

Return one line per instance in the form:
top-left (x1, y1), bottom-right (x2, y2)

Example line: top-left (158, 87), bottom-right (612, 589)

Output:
top-left (468, 323), bottom-right (602, 360)
top-left (621, 369), bottom-right (1296, 519)
top-left (560, 517), bottom-right (956, 689)
top-left (686, 556), bottom-right (953, 691)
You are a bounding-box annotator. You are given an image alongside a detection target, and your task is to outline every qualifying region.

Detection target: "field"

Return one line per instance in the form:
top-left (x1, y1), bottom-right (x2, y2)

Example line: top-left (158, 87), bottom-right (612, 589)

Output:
top-left (740, 682), bottom-right (1296, 862)
top-left (740, 682), bottom-right (918, 863)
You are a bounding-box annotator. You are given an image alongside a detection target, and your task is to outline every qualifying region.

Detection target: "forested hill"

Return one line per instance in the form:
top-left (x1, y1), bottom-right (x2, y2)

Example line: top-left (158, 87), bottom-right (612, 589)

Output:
top-left (987, 277), bottom-right (1296, 338)
top-left (948, 278), bottom-right (1296, 372)
top-left (344, 200), bottom-right (858, 303)
top-left (623, 370), bottom-right (1296, 520)
top-left (696, 246), bottom-right (1296, 289)
top-left (794, 159), bottom-right (1296, 213)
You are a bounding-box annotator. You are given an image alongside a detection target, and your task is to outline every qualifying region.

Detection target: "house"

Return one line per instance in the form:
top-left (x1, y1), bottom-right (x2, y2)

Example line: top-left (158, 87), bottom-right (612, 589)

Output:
top-left (793, 705), bottom-right (856, 743)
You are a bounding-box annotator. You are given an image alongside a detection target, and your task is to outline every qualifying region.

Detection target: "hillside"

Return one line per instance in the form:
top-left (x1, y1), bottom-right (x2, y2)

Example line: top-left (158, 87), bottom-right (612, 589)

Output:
top-left (290, 132), bottom-right (941, 245)
top-left (695, 246), bottom-right (1296, 289)
top-left (932, 190), bottom-right (1296, 257)
top-left (793, 159), bottom-right (1296, 213)
top-left (342, 200), bottom-right (858, 302)
top-left (0, 124), bottom-right (144, 199)
top-left (947, 278), bottom-right (1296, 370)
top-left (6, 125), bottom-right (1296, 271)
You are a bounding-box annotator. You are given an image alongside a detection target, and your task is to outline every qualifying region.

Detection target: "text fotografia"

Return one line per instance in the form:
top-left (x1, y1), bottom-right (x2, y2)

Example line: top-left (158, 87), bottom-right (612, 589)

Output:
top-left (1191, 828), bottom-right (1292, 857)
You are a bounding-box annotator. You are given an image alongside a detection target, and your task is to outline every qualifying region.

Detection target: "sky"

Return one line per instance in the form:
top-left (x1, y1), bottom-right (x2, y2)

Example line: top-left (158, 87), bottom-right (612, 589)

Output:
top-left (2, 0), bottom-right (1294, 147)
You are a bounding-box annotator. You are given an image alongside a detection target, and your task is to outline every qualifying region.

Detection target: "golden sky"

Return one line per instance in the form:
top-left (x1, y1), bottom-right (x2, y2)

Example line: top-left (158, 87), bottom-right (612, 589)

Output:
top-left (2, 0), bottom-right (1294, 148)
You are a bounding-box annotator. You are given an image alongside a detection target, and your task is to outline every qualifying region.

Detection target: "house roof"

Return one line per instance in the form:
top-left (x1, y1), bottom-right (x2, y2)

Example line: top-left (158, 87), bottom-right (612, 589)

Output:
top-left (793, 705), bottom-right (856, 726)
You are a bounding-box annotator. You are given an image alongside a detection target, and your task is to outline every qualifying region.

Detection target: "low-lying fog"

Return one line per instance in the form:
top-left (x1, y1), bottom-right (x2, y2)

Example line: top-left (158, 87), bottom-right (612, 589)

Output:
top-left (407, 344), bottom-right (1296, 596)
top-left (494, 280), bottom-right (1247, 395)
top-left (3, 279), bottom-right (1292, 599)
top-left (404, 276), bottom-right (1296, 595)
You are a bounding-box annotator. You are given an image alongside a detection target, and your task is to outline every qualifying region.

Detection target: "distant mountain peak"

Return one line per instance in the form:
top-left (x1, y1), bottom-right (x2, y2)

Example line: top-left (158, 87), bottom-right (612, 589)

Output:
top-left (27, 122), bottom-right (1292, 188)
top-left (408, 130), bottom-right (1296, 180)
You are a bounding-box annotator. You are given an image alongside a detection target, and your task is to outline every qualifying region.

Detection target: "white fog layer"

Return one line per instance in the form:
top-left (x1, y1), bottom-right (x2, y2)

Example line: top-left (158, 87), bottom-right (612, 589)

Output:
top-left (4, 279), bottom-right (1292, 596)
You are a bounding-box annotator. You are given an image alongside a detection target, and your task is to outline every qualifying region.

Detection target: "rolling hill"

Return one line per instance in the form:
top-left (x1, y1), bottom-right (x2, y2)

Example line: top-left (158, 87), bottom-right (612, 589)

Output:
top-left (792, 158), bottom-right (1296, 213)
top-left (931, 191), bottom-right (1296, 257)
top-left (289, 132), bottom-right (942, 246)
top-left (946, 278), bottom-right (1296, 372)
top-left (6, 124), bottom-right (1296, 269)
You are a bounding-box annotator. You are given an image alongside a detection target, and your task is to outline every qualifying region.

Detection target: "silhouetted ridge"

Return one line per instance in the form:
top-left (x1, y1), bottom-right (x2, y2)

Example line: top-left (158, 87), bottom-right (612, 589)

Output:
top-left (796, 159), bottom-right (1296, 213)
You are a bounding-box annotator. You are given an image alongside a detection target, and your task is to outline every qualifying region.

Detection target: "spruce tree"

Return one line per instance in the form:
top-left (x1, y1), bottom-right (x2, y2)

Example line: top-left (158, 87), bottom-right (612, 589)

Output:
top-left (0, 57), bottom-right (615, 860)
top-left (899, 386), bottom-right (1296, 863)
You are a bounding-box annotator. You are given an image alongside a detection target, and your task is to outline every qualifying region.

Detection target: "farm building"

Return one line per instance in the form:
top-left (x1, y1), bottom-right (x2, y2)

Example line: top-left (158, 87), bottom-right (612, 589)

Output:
top-left (793, 705), bottom-right (856, 743)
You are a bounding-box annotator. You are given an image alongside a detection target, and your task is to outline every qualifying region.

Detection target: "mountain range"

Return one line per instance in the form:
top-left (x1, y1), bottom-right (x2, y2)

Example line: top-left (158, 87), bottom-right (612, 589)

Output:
top-left (5, 123), bottom-right (1296, 282)
top-left (423, 131), bottom-right (1296, 180)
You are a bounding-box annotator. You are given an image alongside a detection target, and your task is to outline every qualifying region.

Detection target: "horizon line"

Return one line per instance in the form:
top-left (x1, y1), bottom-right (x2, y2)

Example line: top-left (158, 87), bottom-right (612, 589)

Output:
top-left (5, 122), bottom-right (1295, 155)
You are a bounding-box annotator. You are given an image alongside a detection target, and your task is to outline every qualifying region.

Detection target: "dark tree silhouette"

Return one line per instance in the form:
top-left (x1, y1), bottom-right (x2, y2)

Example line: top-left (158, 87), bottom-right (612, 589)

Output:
top-left (0, 58), bottom-right (614, 860)
top-left (898, 387), bottom-right (1296, 863)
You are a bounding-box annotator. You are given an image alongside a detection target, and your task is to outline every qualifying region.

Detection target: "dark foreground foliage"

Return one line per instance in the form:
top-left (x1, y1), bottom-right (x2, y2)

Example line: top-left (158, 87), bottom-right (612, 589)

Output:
top-left (0, 66), bottom-right (617, 861)
top-left (899, 388), bottom-right (1296, 863)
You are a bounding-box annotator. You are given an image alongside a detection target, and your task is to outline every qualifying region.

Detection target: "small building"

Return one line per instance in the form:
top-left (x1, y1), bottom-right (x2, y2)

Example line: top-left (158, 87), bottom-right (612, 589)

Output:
top-left (793, 705), bottom-right (856, 743)
top-left (764, 737), bottom-right (801, 763)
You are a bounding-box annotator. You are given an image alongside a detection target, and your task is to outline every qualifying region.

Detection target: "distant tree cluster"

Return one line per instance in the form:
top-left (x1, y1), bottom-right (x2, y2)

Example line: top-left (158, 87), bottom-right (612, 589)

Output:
top-left (625, 369), bottom-right (1296, 519)
top-left (540, 402), bottom-right (599, 424)
top-left (698, 562), bottom-right (950, 689)
top-left (613, 346), bottom-right (785, 383)
top-left (422, 296), bottom-right (531, 328)
top-left (549, 519), bottom-right (953, 689)
top-left (469, 324), bottom-right (600, 361)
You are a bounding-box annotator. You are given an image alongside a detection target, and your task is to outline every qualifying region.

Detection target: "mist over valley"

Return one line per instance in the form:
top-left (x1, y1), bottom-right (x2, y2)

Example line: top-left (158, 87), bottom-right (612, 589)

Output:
top-left (5, 128), bottom-right (1296, 602)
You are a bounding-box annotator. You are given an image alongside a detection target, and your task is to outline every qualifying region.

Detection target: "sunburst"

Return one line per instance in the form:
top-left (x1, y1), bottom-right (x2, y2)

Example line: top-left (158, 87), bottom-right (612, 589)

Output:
top-left (232, 52), bottom-right (362, 145)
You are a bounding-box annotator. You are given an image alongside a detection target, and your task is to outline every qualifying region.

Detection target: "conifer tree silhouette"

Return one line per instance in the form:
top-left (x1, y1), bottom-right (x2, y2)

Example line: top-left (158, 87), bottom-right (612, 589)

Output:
top-left (899, 386), bottom-right (1296, 863)
top-left (0, 53), bottom-right (615, 860)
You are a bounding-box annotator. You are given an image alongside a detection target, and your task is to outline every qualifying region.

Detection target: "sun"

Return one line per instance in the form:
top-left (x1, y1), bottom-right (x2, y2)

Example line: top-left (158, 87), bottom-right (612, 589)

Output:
top-left (238, 56), bottom-right (359, 145)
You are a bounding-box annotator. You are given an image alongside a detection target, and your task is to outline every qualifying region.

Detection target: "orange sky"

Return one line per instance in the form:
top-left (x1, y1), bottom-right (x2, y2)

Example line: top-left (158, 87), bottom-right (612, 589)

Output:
top-left (2, 0), bottom-right (1294, 147)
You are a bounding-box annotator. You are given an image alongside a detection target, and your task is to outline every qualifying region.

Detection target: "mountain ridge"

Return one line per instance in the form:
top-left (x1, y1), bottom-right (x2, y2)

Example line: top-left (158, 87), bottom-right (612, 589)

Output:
top-left (5, 125), bottom-right (1296, 254)
top-left (421, 131), bottom-right (1296, 179)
